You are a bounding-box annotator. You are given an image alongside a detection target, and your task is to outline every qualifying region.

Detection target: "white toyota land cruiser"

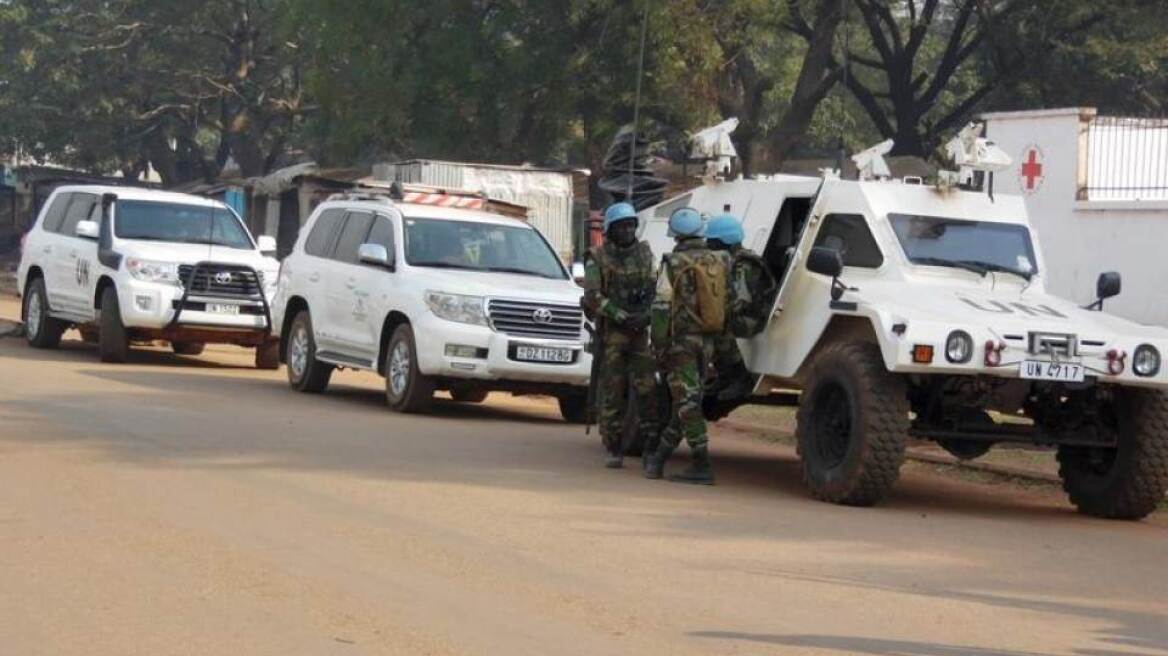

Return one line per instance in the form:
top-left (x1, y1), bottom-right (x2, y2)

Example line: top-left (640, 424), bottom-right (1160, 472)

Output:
top-left (17, 185), bottom-right (281, 367)
top-left (643, 130), bottom-right (1168, 519)
top-left (272, 190), bottom-right (591, 420)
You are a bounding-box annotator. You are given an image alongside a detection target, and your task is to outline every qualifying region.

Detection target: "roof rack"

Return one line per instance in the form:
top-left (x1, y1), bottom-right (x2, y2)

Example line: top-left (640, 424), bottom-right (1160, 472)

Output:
top-left (328, 179), bottom-right (531, 220)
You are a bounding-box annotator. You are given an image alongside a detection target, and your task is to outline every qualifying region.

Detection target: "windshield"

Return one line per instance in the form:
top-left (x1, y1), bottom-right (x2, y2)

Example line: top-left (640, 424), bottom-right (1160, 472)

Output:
top-left (114, 200), bottom-right (254, 250)
top-left (404, 217), bottom-right (566, 279)
top-left (890, 213), bottom-right (1037, 278)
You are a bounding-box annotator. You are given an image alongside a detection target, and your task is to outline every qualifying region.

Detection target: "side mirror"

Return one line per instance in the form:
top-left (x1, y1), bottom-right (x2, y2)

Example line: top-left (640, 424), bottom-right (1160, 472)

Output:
top-left (1086, 271), bottom-right (1121, 311)
top-left (571, 261), bottom-right (586, 284)
top-left (256, 235), bottom-right (277, 255)
top-left (358, 243), bottom-right (393, 269)
top-left (1097, 271), bottom-right (1121, 300)
top-left (75, 220), bottom-right (99, 240)
top-left (806, 246), bottom-right (844, 278)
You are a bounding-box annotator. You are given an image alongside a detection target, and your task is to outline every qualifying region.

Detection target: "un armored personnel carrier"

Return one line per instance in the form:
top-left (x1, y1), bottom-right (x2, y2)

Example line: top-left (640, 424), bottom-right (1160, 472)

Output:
top-left (641, 128), bottom-right (1168, 519)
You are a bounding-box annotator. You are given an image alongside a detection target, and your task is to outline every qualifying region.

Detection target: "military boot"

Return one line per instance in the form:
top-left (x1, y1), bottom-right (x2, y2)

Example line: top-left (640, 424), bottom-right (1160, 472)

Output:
top-left (604, 442), bottom-right (623, 469)
top-left (641, 432), bottom-right (661, 472)
top-left (643, 442), bottom-right (674, 479)
top-left (667, 445), bottom-right (715, 485)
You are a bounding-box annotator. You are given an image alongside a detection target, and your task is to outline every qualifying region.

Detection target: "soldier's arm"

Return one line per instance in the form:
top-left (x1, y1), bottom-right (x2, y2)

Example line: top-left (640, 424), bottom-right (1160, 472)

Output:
top-left (581, 254), bottom-right (629, 324)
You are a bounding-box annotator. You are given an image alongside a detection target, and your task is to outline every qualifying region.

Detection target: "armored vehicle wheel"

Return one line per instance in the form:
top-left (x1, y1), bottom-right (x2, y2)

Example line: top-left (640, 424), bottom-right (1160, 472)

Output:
top-left (796, 341), bottom-right (909, 506)
top-left (285, 311), bottom-right (333, 393)
top-left (171, 341), bottom-right (205, 356)
top-left (99, 286), bottom-right (130, 363)
top-left (23, 277), bottom-right (67, 349)
top-left (385, 324), bottom-right (434, 413)
top-left (1057, 388), bottom-right (1168, 520)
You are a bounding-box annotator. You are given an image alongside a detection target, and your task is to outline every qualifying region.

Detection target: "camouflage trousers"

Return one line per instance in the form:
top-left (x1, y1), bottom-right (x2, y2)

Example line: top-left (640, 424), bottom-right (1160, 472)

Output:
top-left (598, 328), bottom-right (658, 454)
top-left (712, 333), bottom-right (750, 385)
top-left (659, 334), bottom-right (713, 451)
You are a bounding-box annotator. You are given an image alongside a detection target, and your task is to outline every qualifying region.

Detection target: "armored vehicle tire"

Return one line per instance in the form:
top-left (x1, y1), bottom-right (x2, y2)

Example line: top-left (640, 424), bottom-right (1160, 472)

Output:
top-left (450, 388), bottom-right (489, 404)
top-left (796, 341), bottom-right (909, 506)
top-left (99, 286), bottom-right (130, 363)
top-left (558, 391), bottom-right (588, 424)
top-left (285, 311), bottom-right (333, 393)
top-left (254, 341), bottom-right (280, 370)
top-left (23, 277), bottom-right (67, 349)
top-left (1056, 388), bottom-right (1168, 520)
top-left (171, 341), bottom-right (205, 356)
top-left (385, 324), bottom-right (434, 413)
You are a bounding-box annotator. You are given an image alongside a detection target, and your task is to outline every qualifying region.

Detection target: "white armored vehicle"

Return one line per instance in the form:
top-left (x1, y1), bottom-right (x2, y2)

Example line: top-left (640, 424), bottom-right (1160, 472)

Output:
top-left (642, 127), bottom-right (1168, 519)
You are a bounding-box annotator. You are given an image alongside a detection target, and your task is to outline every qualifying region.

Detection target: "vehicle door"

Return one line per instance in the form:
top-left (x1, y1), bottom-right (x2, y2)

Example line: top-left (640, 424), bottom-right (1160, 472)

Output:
top-left (324, 210), bottom-right (375, 359)
top-left (298, 208), bottom-right (347, 351)
top-left (53, 192), bottom-right (100, 319)
top-left (348, 212), bottom-right (400, 358)
top-left (29, 193), bottom-right (72, 312)
top-left (744, 181), bottom-right (881, 380)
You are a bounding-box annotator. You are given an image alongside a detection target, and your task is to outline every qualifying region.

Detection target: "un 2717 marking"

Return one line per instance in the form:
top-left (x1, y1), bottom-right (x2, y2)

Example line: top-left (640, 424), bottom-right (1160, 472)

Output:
top-left (1020, 360), bottom-right (1085, 382)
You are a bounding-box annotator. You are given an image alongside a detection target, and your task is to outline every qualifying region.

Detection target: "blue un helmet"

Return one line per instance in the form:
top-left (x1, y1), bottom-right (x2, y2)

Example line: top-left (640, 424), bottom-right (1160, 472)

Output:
top-left (603, 202), bottom-right (638, 231)
top-left (668, 207), bottom-right (704, 238)
top-left (705, 213), bottom-right (744, 246)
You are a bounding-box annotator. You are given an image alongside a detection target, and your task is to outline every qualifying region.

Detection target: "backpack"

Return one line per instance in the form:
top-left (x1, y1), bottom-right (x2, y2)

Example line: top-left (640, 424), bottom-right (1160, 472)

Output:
top-left (670, 251), bottom-right (729, 335)
top-left (728, 251), bottom-right (778, 338)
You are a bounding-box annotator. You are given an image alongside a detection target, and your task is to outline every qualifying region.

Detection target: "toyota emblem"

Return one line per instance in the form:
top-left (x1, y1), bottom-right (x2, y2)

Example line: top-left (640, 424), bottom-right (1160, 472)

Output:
top-left (214, 271), bottom-right (234, 285)
top-left (532, 308), bottom-right (554, 324)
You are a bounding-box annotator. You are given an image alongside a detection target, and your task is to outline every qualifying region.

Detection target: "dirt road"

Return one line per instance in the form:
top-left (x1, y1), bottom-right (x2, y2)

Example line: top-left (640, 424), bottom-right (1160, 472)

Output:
top-left (0, 298), bottom-right (1165, 655)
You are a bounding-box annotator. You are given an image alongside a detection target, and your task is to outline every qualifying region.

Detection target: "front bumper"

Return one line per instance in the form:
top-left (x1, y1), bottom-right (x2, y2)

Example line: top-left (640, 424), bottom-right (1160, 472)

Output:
top-left (118, 280), bottom-right (272, 333)
top-left (413, 313), bottom-right (590, 387)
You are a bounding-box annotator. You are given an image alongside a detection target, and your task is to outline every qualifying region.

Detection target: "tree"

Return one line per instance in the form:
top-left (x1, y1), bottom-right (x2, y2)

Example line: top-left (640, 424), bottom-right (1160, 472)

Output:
top-left (0, 0), bottom-right (309, 185)
top-left (841, 0), bottom-right (1104, 157)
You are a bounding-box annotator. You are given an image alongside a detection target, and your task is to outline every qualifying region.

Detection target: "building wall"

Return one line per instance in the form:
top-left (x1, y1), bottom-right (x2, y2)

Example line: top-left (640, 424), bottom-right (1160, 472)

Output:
top-left (378, 161), bottom-right (576, 260)
top-left (984, 108), bottom-right (1168, 326)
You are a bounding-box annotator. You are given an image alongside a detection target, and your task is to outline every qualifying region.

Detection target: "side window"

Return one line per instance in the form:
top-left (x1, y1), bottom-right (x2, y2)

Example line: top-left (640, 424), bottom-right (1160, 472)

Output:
top-left (40, 193), bottom-right (72, 234)
top-left (812, 213), bottom-right (883, 269)
top-left (332, 212), bottom-right (374, 264)
top-left (366, 215), bottom-right (395, 253)
top-left (304, 208), bottom-right (345, 257)
top-left (60, 193), bottom-right (97, 238)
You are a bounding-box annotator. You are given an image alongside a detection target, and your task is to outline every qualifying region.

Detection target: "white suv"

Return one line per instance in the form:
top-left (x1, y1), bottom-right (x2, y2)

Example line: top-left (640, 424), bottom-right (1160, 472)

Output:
top-left (272, 192), bottom-right (591, 420)
top-left (17, 185), bottom-right (281, 367)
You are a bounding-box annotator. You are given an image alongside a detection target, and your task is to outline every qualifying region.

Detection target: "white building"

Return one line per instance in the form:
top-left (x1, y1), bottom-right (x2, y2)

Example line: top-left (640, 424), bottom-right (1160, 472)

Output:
top-left (981, 108), bottom-right (1168, 326)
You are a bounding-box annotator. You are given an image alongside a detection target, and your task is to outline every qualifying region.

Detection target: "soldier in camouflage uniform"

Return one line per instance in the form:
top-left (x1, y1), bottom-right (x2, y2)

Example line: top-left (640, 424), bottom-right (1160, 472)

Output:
top-left (706, 213), bottom-right (778, 402)
top-left (644, 208), bottom-right (730, 485)
top-left (582, 202), bottom-right (659, 468)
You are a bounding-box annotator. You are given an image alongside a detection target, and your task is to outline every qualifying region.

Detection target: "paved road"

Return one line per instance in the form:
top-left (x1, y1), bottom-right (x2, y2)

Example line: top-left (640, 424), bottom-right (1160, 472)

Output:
top-left (0, 299), bottom-right (1166, 656)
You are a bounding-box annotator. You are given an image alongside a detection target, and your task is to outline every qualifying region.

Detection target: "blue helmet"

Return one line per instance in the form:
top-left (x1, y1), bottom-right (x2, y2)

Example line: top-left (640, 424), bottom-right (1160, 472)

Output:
top-left (603, 202), bottom-right (638, 231)
top-left (668, 207), bottom-right (704, 238)
top-left (706, 213), bottom-right (744, 246)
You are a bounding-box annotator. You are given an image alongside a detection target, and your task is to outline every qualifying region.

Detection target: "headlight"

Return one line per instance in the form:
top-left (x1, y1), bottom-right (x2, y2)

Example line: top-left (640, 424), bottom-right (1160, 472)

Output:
top-left (258, 269), bottom-right (279, 297)
top-left (945, 330), bottom-right (973, 364)
top-left (425, 291), bottom-right (487, 326)
top-left (125, 258), bottom-right (179, 285)
top-left (1133, 344), bottom-right (1160, 377)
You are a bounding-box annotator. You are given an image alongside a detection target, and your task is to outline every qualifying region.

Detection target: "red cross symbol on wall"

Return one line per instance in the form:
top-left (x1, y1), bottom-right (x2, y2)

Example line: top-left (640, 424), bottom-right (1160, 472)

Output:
top-left (1021, 149), bottom-right (1043, 191)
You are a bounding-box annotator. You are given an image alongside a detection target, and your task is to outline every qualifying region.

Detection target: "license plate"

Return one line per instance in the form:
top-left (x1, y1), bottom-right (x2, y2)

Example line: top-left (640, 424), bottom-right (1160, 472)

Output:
top-left (206, 303), bottom-right (240, 315)
top-left (1020, 360), bottom-right (1084, 382)
top-left (515, 345), bottom-right (574, 363)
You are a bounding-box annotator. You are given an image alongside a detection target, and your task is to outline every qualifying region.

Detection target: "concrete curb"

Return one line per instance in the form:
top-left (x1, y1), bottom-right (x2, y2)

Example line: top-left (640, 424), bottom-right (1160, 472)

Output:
top-left (716, 418), bottom-right (1061, 485)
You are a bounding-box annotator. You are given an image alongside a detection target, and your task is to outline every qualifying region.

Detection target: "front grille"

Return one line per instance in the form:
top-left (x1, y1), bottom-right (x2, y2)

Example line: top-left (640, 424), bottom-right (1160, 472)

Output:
top-left (487, 299), bottom-right (583, 340)
top-left (178, 264), bottom-right (262, 298)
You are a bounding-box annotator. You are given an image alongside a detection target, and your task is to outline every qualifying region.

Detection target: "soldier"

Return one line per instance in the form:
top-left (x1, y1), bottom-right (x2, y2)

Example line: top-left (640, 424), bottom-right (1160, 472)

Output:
top-left (705, 213), bottom-right (778, 403)
top-left (582, 202), bottom-right (659, 468)
top-left (644, 208), bottom-right (730, 485)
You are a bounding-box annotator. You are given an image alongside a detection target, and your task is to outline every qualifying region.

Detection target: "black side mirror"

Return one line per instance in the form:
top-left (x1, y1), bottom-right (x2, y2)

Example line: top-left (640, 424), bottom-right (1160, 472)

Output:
top-left (1086, 271), bottom-right (1121, 311)
top-left (807, 246), bottom-right (844, 278)
top-left (1097, 271), bottom-right (1121, 300)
